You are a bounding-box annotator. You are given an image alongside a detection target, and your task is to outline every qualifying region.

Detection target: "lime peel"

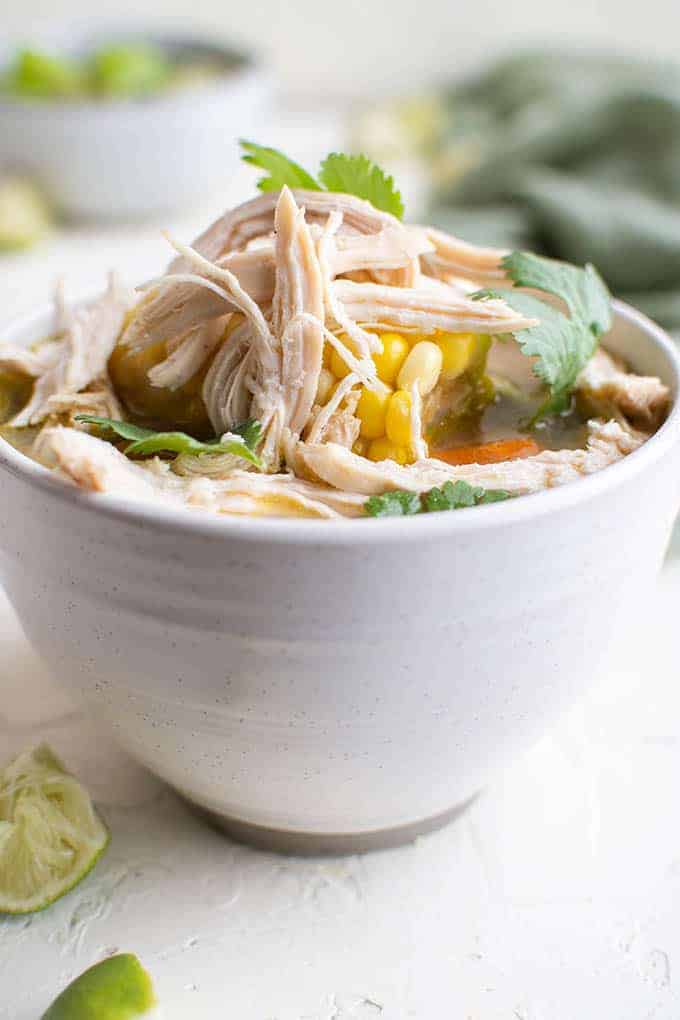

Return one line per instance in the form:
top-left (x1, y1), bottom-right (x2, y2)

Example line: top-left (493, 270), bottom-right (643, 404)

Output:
top-left (42, 953), bottom-right (157, 1020)
top-left (0, 743), bottom-right (109, 914)
top-left (0, 178), bottom-right (52, 251)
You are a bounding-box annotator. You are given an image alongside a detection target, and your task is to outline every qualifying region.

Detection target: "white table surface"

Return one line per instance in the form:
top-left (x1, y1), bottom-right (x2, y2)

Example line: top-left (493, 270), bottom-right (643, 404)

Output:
top-left (3, 111), bottom-right (680, 1020)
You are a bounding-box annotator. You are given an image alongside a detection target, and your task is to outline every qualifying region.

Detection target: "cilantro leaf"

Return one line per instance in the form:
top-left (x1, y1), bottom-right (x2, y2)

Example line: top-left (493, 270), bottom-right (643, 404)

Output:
top-left (365, 490), bottom-right (422, 517)
top-left (478, 488), bottom-right (513, 504)
top-left (318, 153), bottom-right (404, 219)
top-left (502, 252), bottom-right (612, 339)
top-left (123, 431), bottom-right (260, 465)
top-left (424, 480), bottom-right (510, 512)
top-left (74, 415), bottom-right (262, 468)
top-left (240, 141), bottom-right (404, 219)
top-left (365, 480), bottom-right (511, 517)
top-left (239, 140), bottom-right (321, 193)
top-left (474, 251), bottom-right (612, 423)
top-left (492, 291), bottom-right (587, 419)
top-left (425, 480), bottom-right (480, 511)
top-left (73, 417), bottom-right (154, 442)
top-left (229, 418), bottom-right (262, 451)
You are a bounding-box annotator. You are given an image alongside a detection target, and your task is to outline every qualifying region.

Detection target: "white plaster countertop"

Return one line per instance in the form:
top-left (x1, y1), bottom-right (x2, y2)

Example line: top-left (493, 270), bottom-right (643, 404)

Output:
top-left (2, 110), bottom-right (680, 1019)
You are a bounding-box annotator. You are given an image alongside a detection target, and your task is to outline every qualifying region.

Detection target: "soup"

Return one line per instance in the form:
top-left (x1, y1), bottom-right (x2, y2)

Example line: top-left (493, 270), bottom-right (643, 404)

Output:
top-left (0, 143), bottom-right (669, 519)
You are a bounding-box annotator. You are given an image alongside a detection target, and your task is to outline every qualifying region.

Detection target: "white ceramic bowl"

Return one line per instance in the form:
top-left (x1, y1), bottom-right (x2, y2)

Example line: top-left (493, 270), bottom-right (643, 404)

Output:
top-left (0, 28), bottom-right (271, 220)
top-left (1, 299), bottom-right (680, 852)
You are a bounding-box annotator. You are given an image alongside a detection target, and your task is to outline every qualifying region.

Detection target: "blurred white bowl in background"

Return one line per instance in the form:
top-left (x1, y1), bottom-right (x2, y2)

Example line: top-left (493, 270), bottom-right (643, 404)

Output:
top-left (0, 27), bottom-right (272, 220)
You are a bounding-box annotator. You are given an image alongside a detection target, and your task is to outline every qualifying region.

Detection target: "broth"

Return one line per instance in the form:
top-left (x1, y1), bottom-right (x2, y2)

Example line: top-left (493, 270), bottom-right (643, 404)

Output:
top-left (427, 338), bottom-right (590, 458)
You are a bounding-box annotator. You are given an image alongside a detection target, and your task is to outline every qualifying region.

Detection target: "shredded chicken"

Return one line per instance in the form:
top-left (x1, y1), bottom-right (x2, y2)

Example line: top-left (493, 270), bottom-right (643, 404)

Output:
top-left (319, 393), bottom-right (361, 449)
top-left (37, 426), bottom-right (366, 519)
top-left (578, 348), bottom-right (670, 430)
top-left (147, 316), bottom-right (229, 391)
top-left (9, 275), bottom-right (132, 427)
top-left (0, 343), bottom-right (62, 379)
top-left (126, 248), bottom-right (275, 350)
top-left (202, 318), bottom-right (253, 434)
top-left (162, 235), bottom-right (285, 470)
top-left (273, 187), bottom-right (325, 436)
top-left (173, 190), bottom-right (412, 266)
top-left (332, 279), bottom-right (537, 335)
top-left (124, 221), bottom-right (432, 351)
top-left (306, 373), bottom-right (361, 447)
top-left (43, 378), bottom-right (124, 425)
top-left (419, 228), bottom-right (508, 286)
top-left (317, 210), bottom-right (382, 360)
top-left (0, 185), bottom-right (668, 521)
top-left (294, 421), bottom-right (644, 497)
top-left (408, 383), bottom-right (427, 460)
top-left (33, 416), bottom-right (644, 519)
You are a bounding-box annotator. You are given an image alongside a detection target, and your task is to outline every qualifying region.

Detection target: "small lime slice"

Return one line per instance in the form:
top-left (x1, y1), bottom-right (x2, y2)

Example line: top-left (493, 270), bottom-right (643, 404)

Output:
top-left (42, 954), bottom-right (157, 1020)
top-left (0, 178), bottom-right (52, 251)
top-left (0, 743), bottom-right (109, 914)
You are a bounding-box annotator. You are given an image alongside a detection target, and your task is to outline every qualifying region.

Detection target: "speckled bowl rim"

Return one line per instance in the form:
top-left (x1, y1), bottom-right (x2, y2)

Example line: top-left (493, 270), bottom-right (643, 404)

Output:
top-left (0, 23), bottom-right (265, 115)
top-left (1, 298), bottom-right (679, 546)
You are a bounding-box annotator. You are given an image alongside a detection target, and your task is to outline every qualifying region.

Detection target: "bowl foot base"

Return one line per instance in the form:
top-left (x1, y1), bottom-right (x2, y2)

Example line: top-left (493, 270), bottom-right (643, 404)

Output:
top-left (186, 794), bottom-right (480, 856)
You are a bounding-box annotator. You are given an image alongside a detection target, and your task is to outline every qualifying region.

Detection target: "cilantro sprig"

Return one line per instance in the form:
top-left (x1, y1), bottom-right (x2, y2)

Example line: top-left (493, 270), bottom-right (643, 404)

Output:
top-left (474, 251), bottom-right (612, 423)
top-left (74, 415), bottom-right (263, 468)
top-left (240, 141), bottom-right (320, 193)
top-left (365, 480), bottom-right (511, 517)
top-left (240, 141), bottom-right (404, 220)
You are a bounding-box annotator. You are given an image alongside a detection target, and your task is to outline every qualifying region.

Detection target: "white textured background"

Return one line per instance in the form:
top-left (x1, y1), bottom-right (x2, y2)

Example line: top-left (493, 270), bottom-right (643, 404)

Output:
top-left (2, 12), bottom-right (680, 1015)
top-left (2, 0), bottom-right (680, 98)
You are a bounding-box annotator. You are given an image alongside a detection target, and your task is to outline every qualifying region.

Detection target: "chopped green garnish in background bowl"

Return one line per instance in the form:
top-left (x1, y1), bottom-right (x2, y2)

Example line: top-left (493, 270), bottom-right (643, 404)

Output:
top-left (2, 42), bottom-right (217, 102)
top-left (89, 44), bottom-right (173, 98)
top-left (6, 48), bottom-right (86, 99)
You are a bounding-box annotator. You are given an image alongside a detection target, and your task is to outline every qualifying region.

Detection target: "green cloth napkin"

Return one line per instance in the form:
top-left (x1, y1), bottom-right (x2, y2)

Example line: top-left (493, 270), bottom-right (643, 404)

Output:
top-left (421, 52), bottom-right (680, 330)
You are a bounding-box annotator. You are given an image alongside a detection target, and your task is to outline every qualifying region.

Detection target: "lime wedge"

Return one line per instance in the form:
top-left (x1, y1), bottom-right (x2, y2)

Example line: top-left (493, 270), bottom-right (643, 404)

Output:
top-left (0, 743), bottom-right (109, 914)
top-left (42, 954), bottom-right (157, 1020)
top-left (0, 178), bottom-right (52, 251)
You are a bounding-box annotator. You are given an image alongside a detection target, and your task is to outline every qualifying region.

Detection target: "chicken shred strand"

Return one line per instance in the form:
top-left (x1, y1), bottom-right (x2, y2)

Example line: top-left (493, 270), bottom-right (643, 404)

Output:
top-left (10, 274), bottom-right (132, 427)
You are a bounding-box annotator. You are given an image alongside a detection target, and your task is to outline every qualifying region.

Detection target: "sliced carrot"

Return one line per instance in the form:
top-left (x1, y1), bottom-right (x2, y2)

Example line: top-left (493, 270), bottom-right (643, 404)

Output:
top-left (433, 437), bottom-right (541, 466)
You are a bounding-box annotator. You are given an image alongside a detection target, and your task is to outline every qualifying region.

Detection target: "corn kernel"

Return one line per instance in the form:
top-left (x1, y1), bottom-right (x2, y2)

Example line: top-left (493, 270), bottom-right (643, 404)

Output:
top-left (405, 332), bottom-right (426, 348)
top-left (372, 332), bottom-right (409, 385)
top-left (356, 386), bottom-right (392, 439)
top-left (330, 348), bottom-right (348, 379)
top-left (315, 367), bottom-right (336, 405)
top-left (353, 437), bottom-right (369, 457)
top-left (435, 332), bottom-right (478, 380)
top-left (367, 437), bottom-right (409, 464)
top-left (330, 336), bottom-right (360, 379)
top-left (322, 342), bottom-right (333, 368)
top-left (397, 341), bottom-right (443, 396)
top-left (385, 389), bottom-right (412, 447)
